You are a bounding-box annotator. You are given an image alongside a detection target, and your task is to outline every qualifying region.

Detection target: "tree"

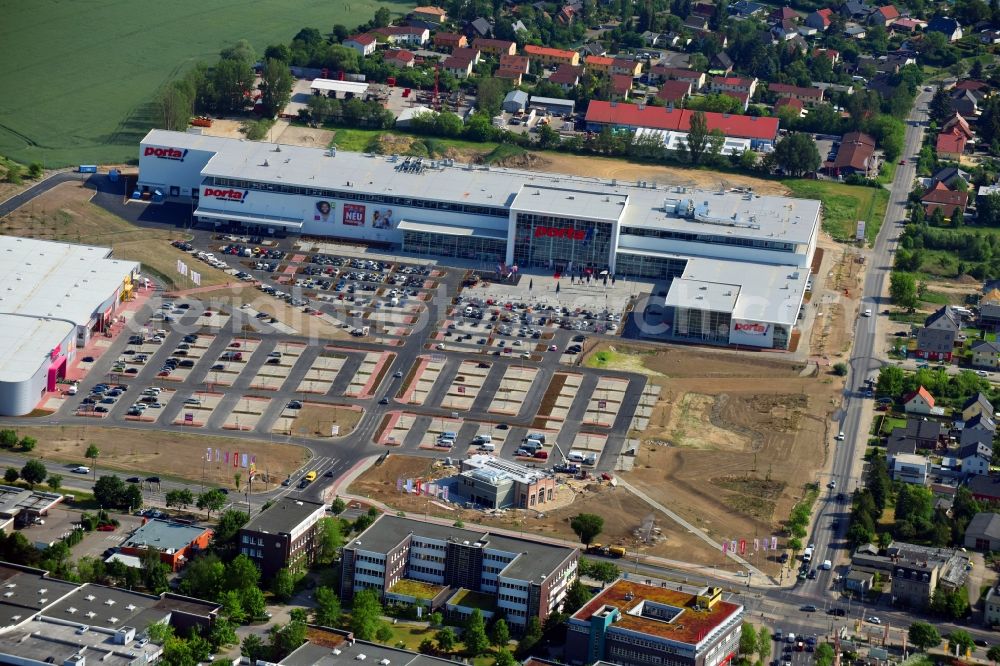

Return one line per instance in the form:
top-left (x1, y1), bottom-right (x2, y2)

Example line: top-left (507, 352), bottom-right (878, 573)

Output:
top-left (350, 589), bottom-right (384, 640)
top-left (490, 618), bottom-right (511, 647)
top-left (197, 489), bottom-right (226, 519)
top-left (681, 111), bottom-right (712, 165)
top-left (890, 272), bottom-right (919, 309)
top-left (374, 6), bottom-right (392, 26)
top-left (93, 475), bottom-right (126, 507)
top-left (833, 362), bottom-right (848, 376)
top-left (987, 645), bottom-right (1000, 664)
top-left (3, 468), bottom-right (18, 484)
top-left (180, 553), bottom-right (225, 600)
top-left (773, 133), bottom-right (821, 177)
top-left (517, 616), bottom-right (543, 653)
top-left (814, 643), bottom-right (835, 666)
top-left (930, 86), bottom-right (955, 125)
top-left (570, 513), bottom-right (604, 545)
top-left (331, 497), bottom-right (347, 514)
top-left (225, 554), bottom-right (261, 592)
top-left (757, 627), bottom-right (771, 663)
top-left (19, 437), bottom-right (35, 452)
top-left (214, 510), bottom-right (249, 546)
top-left (213, 58), bottom-right (255, 114)
top-left (739, 622), bottom-right (758, 656)
top-left (166, 488), bottom-right (194, 510)
top-left (259, 58), bottom-right (293, 117)
top-left (85, 444), bottom-right (100, 479)
top-left (4, 165), bottom-right (22, 185)
top-left (435, 627), bottom-right (456, 652)
top-left (154, 82), bottom-right (193, 131)
top-left (949, 630), bottom-right (975, 655)
top-left (909, 621), bottom-right (942, 650)
top-left (272, 568), bottom-right (296, 601)
top-left (876, 365), bottom-right (905, 397)
top-left (494, 649), bottom-right (517, 666)
top-left (241, 634), bottom-right (267, 663)
top-left (46, 474), bottom-right (61, 492)
top-left (21, 460), bottom-right (47, 489)
top-left (586, 559), bottom-right (620, 586)
top-left (376, 624), bottom-right (394, 643)
top-left (219, 590), bottom-right (247, 624)
top-left (464, 609), bottom-right (490, 656)
top-left (318, 517), bottom-right (344, 564)
top-left (476, 78), bottom-right (509, 117)
top-left (314, 587), bottom-right (341, 627)
top-left (564, 580), bottom-right (593, 614)
top-left (0, 430), bottom-right (18, 448)
top-left (242, 586), bottom-right (267, 620)
top-left (27, 163), bottom-right (43, 179)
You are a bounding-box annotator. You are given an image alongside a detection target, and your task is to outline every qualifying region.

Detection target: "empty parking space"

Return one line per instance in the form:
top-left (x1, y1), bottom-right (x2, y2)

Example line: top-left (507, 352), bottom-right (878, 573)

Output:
top-left (399, 354), bottom-right (446, 405)
top-left (343, 351), bottom-right (393, 398)
top-left (172, 391), bottom-right (224, 427)
top-left (249, 342), bottom-right (306, 391)
top-left (583, 377), bottom-right (629, 427)
top-left (440, 360), bottom-right (491, 410)
top-left (297, 352), bottom-right (345, 394)
top-left (487, 365), bottom-right (538, 415)
top-left (630, 383), bottom-right (661, 431)
top-left (222, 395), bottom-right (270, 431)
top-left (378, 410), bottom-right (413, 446)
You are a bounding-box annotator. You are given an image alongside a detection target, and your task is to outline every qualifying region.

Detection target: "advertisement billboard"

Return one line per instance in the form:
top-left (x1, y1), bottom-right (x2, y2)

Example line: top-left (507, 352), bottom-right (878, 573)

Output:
top-left (371, 208), bottom-right (395, 230)
top-left (343, 203), bottom-right (366, 226)
top-left (729, 319), bottom-right (774, 347)
top-left (314, 201), bottom-right (335, 222)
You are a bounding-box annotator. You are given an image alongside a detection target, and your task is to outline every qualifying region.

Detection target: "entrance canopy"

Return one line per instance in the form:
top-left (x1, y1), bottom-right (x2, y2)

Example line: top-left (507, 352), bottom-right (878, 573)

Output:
top-left (397, 219), bottom-right (508, 239)
top-left (195, 208), bottom-right (304, 230)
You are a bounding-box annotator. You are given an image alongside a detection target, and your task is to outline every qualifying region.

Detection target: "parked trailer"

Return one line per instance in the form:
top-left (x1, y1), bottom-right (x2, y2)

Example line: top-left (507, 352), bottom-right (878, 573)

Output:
top-left (78, 165), bottom-right (98, 173)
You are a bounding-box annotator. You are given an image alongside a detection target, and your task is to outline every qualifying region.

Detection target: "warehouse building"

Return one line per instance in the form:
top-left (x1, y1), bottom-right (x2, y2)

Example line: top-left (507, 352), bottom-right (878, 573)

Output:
top-left (137, 129), bottom-right (820, 350)
top-left (0, 237), bottom-right (139, 416)
top-left (458, 454), bottom-right (557, 509)
top-left (340, 515), bottom-right (578, 631)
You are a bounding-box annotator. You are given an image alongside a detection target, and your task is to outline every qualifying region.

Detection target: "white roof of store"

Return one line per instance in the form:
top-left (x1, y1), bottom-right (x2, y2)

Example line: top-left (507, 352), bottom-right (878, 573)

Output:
top-left (632, 249), bottom-right (806, 325)
top-left (195, 207), bottom-right (304, 229)
top-left (0, 236), bottom-right (137, 326)
top-left (511, 186), bottom-right (628, 223)
top-left (397, 219), bottom-right (507, 239)
top-left (0, 317), bottom-right (74, 382)
top-left (309, 78), bottom-right (370, 95)
top-left (143, 129), bottom-right (820, 247)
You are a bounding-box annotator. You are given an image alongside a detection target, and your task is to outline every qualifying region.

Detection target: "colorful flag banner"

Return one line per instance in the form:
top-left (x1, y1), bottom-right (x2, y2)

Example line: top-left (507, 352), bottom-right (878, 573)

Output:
top-left (739, 539), bottom-right (746, 555)
top-left (771, 536), bottom-right (778, 550)
top-left (754, 538), bottom-right (759, 551)
top-left (441, 486), bottom-right (449, 501)
top-left (397, 478), bottom-right (404, 492)
top-left (241, 453), bottom-right (248, 468)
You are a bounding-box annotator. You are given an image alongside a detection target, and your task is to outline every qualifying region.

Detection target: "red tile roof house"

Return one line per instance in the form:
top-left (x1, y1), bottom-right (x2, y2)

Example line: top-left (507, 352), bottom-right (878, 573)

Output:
top-left (936, 128), bottom-right (969, 161)
top-left (869, 4), bottom-right (900, 26)
top-left (812, 48), bottom-right (841, 64)
top-left (922, 180), bottom-right (969, 218)
top-left (775, 96), bottom-right (805, 116)
top-left (549, 64), bottom-right (583, 89)
top-left (442, 47), bottom-right (481, 78)
top-left (344, 33), bottom-right (378, 56)
top-left (384, 49), bottom-right (416, 68)
top-left (903, 386), bottom-right (937, 415)
top-left (648, 66), bottom-right (707, 89)
top-left (433, 32), bottom-right (468, 52)
top-left (806, 8), bottom-right (834, 29)
top-left (472, 37), bottom-right (517, 56)
top-left (767, 82), bottom-right (825, 108)
top-left (496, 54), bottom-right (530, 84)
top-left (610, 74), bottom-right (634, 99)
top-left (890, 17), bottom-right (924, 32)
top-left (826, 131), bottom-right (875, 177)
top-left (371, 25), bottom-right (431, 46)
top-left (584, 101), bottom-right (780, 148)
top-left (709, 75), bottom-right (758, 96)
top-left (720, 90), bottom-right (751, 111)
top-left (412, 5), bottom-right (448, 22)
top-left (656, 79), bottom-right (693, 104)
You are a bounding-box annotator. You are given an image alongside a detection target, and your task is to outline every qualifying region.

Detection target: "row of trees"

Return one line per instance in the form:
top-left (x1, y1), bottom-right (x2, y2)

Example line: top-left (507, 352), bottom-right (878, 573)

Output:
top-left (876, 365), bottom-right (993, 405)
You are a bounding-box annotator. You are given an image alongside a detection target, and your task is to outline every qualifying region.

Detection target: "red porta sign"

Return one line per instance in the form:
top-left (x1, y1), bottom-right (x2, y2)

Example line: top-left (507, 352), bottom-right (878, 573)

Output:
top-left (203, 187), bottom-right (248, 203)
top-left (534, 225), bottom-right (586, 241)
top-left (734, 321), bottom-right (769, 335)
top-left (343, 203), bottom-right (366, 226)
top-left (144, 146), bottom-right (188, 161)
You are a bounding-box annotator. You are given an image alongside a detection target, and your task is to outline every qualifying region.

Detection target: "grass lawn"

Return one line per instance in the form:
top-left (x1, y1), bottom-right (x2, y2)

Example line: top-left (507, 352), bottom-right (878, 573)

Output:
top-left (381, 622), bottom-right (437, 651)
top-left (783, 180), bottom-right (889, 244)
top-left (0, 0), bottom-right (415, 167)
top-left (390, 578), bottom-right (445, 600)
top-left (326, 125), bottom-right (501, 155)
top-left (878, 160), bottom-right (898, 185)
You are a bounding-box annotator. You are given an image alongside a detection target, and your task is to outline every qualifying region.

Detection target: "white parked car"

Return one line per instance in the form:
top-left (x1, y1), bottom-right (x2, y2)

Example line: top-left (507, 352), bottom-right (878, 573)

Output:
top-left (72, 466), bottom-right (90, 474)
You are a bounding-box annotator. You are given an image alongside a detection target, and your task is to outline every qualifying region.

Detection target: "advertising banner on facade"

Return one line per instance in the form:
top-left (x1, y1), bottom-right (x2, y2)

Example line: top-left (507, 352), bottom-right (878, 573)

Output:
top-left (343, 203), bottom-right (366, 226)
top-left (314, 200), bottom-right (335, 222)
top-left (730, 319), bottom-right (775, 347)
top-left (371, 208), bottom-right (395, 229)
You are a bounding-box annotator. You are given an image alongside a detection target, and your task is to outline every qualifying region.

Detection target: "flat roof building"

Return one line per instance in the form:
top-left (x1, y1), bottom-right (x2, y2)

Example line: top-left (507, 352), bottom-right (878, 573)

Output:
top-left (119, 519), bottom-right (213, 571)
top-left (340, 515), bottom-right (578, 630)
top-left (0, 236), bottom-right (139, 415)
top-left (138, 129), bottom-right (821, 350)
top-left (239, 497), bottom-right (326, 578)
top-left (566, 579), bottom-right (744, 666)
top-left (458, 454), bottom-right (557, 509)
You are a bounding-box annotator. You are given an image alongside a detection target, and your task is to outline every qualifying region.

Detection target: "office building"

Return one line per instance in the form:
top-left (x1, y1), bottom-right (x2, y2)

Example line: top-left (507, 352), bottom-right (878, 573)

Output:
top-left (239, 497), bottom-right (326, 578)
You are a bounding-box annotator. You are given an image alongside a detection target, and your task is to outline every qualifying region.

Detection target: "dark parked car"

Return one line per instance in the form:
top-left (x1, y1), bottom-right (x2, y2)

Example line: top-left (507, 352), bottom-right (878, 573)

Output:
top-left (126, 477), bottom-right (140, 483)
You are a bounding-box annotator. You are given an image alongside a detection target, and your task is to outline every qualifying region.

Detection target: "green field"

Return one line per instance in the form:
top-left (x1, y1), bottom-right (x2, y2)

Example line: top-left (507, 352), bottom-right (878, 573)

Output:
top-left (783, 180), bottom-right (890, 244)
top-left (0, 0), bottom-right (414, 167)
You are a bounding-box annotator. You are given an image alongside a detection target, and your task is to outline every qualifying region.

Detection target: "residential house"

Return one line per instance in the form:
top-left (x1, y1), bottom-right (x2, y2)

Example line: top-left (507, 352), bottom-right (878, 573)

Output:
top-left (412, 6), bottom-right (447, 23)
top-left (813, 48), bottom-right (841, 64)
top-left (869, 5), bottom-right (900, 25)
top-left (893, 452), bottom-right (930, 484)
top-left (649, 66), bottom-right (706, 89)
top-left (468, 17), bottom-right (493, 38)
top-left (775, 97), bottom-right (805, 117)
top-left (496, 54), bottom-right (530, 84)
top-left (434, 32), bottom-right (468, 52)
top-left (767, 83), bottom-right (825, 108)
top-left (118, 519), bottom-right (213, 572)
top-left (579, 42), bottom-right (606, 57)
top-left (965, 412), bottom-right (997, 438)
top-left (927, 16), bottom-right (963, 41)
top-left (657, 79), bottom-right (694, 104)
top-left (806, 8), bottom-right (835, 30)
top-left (826, 131), bottom-right (876, 177)
top-left (731, 0), bottom-right (766, 17)
top-left (344, 34), bottom-right (378, 56)
top-left (922, 181), bottom-right (969, 219)
top-left (844, 23), bottom-right (868, 38)
top-left (710, 75), bottom-right (758, 97)
top-left (916, 306), bottom-right (961, 361)
top-left (512, 19), bottom-right (528, 34)
top-left (980, 288), bottom-right (1000, 330)
top-left (886, 429), bottom-right (917, 465)
top-left (772, 19), bottom-right (800, 40)
top-left (442, 47), bottom-right (480, 78)
top-left (987, 584), bottom-right (1000, 626)
top-left (384, 49), bottom-right (416, 68)
top-left (612, 58), bottom-right (643, 77)
top-left (891, 17), bottom-right (925, 32)
top-left (610, 74), bottom-right (634, 99)
top-left (524, 45), bottom-right (580, 67)
top-left (966, 513), bottom-right (1000, 551)
top-left (958, 441), bottom-right (993, 477)
top-left (372, 25), bottom-right (431, 46)
top-left (981, 29), bottom-right (1000, 44)
top-left (936, 127), bottom-right (970, 161)
top-left (903, 386), bottom-right (937, 415)
top-left (770, 6), bottom-right (800, 21)
top-left (887, 542), bottom-right (970, 607)
top-left (683, 15), bottom-right (710, 32)
top-left (472, 37), bottom-right (517, 57)
top-left (239, 497), bottom-right (326, 578)
top-left (973, 339), bottom-right (1000, 369)
top-left (899, 418), bottom-right (944, 448)
top-left (840, 0), bottom-right (874, 19)
top-left (549, 64), bottom-right (583, 90)
top-left (585, 55), bottom-right (614, 75)
top-left (502, 90), bottom-right (529, 113)
top-left (962, 393), bottom-right (994, 422)
top-left (710, 52), bottom-right (734, 75)
top-left (721, 90), bottom-right (751, 111)
top-left (557, 4), bottom-right (577, 23)
top-left (970, 475), bottom-right (1000, 503)
top-left (932, 166), bottom-right (971, 189)
top-left (952, 89), bottom-right (984, 118)
top-left (845, 569), bottom-right (874, 594)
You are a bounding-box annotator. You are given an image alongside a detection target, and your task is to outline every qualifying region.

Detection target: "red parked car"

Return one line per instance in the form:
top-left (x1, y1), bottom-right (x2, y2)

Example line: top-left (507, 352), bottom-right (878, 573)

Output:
top-left (97, 524), bottom-right (116, 532)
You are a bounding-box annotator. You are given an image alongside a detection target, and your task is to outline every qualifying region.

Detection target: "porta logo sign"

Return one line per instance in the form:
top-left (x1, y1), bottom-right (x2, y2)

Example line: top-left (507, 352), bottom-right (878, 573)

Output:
top-left (144, 146), bottom-right (188, 161)
top-left (534, 226), bottom-right (593, 242)
top-left (734, 321), bottom-right (769, 335)
top-left (203, 187), bottom-right (249, 203)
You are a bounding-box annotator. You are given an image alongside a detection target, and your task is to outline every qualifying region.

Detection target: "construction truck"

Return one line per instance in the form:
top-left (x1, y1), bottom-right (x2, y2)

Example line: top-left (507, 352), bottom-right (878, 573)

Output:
top-left (585, 543), bottom-right (626, 558)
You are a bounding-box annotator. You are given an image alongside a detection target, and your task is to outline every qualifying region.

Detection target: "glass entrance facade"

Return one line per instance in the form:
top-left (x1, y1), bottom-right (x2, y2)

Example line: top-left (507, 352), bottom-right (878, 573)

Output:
top-left (512, 213), bottom-right (612, 271)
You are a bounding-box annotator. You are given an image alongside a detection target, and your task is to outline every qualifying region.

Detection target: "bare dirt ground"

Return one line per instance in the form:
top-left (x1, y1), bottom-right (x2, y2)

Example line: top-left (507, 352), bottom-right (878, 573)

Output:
top-left (195, 119), bottom-right (246, 139)
top-left (12, 425), bottom-right (309, 490)
top-left (810, 234), bottom-right (865, 361)
top-left (293, 404), bottom-right (362, 438)
top-left (275, 124), bottom-right (336, 148)
top-left (349, 454), bottom-right (722, 565)
top-left (584, 343), bottom-right (837, 576)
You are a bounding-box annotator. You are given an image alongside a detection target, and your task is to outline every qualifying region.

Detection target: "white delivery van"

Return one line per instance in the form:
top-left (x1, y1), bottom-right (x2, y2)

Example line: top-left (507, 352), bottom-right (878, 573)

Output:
top-left (66, 383), bottom-right (78, 395)
top-left (567, 450), bottom-right (586, 463)
top-left (478, 443), bottom-right (496, 452)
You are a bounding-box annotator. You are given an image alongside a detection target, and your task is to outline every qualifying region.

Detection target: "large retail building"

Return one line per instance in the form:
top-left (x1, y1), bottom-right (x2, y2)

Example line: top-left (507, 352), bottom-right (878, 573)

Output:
top-left (0, 237), bottom-right (138, 416)
top-left (139, 129), bottom-right (821, 349)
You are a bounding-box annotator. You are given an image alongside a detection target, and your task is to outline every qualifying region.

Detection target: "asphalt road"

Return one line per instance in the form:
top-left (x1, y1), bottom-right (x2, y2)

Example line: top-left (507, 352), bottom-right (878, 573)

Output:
top-left (796, 88), bottom-right (934, 600)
